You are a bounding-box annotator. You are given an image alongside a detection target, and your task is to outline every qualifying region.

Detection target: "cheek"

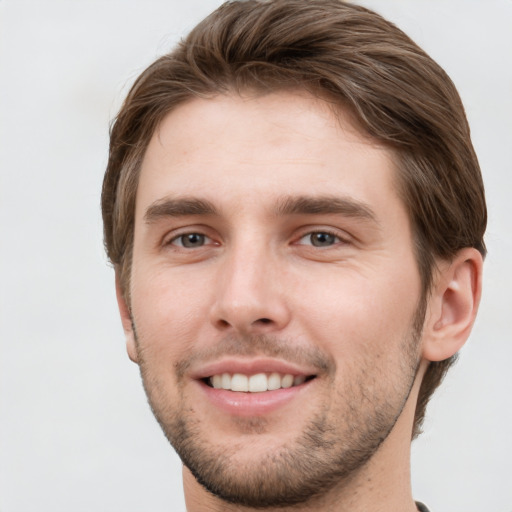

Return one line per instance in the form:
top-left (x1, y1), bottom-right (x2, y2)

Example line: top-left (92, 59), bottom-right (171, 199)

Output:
top-left (292, 262), bottom-right (421, 358)
top-left (130, 265), bottom-right (213, 360)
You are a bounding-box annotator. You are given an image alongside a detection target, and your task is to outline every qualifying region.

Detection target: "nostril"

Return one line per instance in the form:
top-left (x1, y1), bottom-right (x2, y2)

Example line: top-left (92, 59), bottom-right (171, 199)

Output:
top-left (257, 318), bottom-right (272, 324)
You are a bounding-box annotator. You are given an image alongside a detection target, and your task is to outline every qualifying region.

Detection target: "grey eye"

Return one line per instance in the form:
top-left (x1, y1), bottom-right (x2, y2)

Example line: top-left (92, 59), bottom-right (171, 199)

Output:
top-left (175, 233), bottom-right (206, 248)
top-left (308, 232), bottom-right (338, 247)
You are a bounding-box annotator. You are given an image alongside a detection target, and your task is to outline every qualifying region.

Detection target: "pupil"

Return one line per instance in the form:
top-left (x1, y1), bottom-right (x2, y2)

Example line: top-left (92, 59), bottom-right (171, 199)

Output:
top-left (312, 232), bottom-right (335, 246)
top-left (183, 233), bottom-right (204, 247)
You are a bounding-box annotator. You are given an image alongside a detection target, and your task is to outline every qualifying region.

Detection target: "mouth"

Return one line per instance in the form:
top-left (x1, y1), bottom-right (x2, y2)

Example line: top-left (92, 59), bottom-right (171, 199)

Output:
top-left (193, 358), bottom-right (319, 416)
top-left (204, 372), bottom-right (316, 392)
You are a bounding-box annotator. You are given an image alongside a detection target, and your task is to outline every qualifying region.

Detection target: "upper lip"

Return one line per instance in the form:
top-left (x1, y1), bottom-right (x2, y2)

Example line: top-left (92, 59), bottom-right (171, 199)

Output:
top-left (190, 357), bottom-right (319, 380)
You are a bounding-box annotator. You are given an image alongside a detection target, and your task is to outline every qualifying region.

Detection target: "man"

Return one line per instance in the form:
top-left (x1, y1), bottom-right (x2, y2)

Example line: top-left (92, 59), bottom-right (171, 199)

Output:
top-left (101, 1), bottom-right (486, 510)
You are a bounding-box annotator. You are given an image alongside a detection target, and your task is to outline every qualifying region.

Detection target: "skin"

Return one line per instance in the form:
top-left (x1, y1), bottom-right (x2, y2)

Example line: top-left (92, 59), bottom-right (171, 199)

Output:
top-left (116, 91), bottom-right (483, 511)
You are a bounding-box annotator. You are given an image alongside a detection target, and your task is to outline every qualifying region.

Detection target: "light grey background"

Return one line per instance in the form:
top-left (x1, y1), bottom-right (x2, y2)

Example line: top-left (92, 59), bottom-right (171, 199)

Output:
top-left (1, 1), bottom-right (511, 511)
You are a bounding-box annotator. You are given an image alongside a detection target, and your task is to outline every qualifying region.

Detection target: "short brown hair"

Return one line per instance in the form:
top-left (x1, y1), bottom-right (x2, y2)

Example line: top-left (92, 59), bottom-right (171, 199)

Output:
top-left (102, 0), bottom-right (486, 438)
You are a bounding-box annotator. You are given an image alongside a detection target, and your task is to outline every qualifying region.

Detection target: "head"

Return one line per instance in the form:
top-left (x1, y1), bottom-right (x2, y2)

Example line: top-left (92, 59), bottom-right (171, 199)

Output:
top-left (102, 0), bottom-right (486, 506)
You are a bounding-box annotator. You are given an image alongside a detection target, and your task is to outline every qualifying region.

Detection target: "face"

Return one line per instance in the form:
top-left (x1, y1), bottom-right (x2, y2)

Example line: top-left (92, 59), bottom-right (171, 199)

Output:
top-left (125, 92), bottom-right (424, 507)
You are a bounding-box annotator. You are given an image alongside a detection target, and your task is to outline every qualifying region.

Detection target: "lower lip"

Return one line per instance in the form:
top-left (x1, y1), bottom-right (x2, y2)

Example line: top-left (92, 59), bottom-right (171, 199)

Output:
top-left (197, 380), bottom-right (313, 417)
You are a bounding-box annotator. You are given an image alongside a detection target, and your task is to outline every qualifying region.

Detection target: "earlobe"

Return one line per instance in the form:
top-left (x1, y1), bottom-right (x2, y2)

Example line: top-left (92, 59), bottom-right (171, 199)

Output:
top-left (115, 273), bottom-right (139, 364)
top-left (422, 248), bottom-right (483, 362)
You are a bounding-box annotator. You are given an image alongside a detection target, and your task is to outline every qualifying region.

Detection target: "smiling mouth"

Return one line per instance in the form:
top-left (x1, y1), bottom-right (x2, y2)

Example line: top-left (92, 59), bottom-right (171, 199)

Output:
top-left (204, 372), bottom-right (316, 392)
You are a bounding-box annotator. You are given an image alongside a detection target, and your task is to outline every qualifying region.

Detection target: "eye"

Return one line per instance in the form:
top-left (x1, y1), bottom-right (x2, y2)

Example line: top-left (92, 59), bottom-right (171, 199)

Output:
top-left (169, 233), bottom-right (211, 248)
top-left (298, 231), bottom-right (343, 247)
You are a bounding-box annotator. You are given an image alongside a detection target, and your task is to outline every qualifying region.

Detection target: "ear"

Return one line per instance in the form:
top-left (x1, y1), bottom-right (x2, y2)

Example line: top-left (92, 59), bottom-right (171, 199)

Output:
top-left (421, 248), bottom-right (483, 362)
top-left (115, 272), bottom-right (139, 364)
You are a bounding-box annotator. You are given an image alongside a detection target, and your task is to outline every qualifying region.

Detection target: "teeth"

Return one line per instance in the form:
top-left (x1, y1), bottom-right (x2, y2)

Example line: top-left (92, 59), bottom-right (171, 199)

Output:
top-left (221, 373), bottom-right (231, 389)
top-left (294, 375), bottom-right (306, 386)
top-left (208, 372), bottom-right (308, 392)
top-left (248, 373), bottom-right (267, 392)
top-left (281, 374), bottom-right (294, 388)
top-left (231, 373), bottom-right (249, 392)
top-left (212, 375), bottom-right (222, 389)
top-left (267, 372), bottom-right (281, 391)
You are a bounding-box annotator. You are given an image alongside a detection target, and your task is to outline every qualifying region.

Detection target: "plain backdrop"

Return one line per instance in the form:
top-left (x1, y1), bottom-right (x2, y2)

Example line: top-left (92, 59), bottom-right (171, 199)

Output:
top-left (1, 1), bottom-right (511, 511)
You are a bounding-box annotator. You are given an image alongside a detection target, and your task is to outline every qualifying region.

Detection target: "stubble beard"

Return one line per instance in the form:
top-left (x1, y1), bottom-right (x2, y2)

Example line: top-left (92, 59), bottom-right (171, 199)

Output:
top-left (134, 312), bottom-right (423, 509)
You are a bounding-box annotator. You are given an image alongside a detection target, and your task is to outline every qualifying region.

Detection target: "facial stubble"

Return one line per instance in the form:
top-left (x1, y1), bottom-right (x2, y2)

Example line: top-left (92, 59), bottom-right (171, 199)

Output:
top-left (133, 311), bottom-right (423, 509)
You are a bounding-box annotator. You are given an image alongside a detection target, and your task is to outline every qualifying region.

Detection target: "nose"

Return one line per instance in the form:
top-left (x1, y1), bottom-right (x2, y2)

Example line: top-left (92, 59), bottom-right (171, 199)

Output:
top-left (209, 242), bottom-right (291, 335)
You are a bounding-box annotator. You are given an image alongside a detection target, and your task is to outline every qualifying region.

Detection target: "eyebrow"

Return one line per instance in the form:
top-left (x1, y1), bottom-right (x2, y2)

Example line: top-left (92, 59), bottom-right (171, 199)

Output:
top-left (144, 197), bottom-right (218, 223)
top-left (274, 195), bottom-right (378, 223)
top-left (143, 194), bottom-right (378, 225)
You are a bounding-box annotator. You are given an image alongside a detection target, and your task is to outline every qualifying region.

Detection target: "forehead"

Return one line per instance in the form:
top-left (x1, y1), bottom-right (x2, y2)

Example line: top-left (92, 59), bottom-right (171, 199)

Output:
top-left (136, 91), bottom-right (402, 221)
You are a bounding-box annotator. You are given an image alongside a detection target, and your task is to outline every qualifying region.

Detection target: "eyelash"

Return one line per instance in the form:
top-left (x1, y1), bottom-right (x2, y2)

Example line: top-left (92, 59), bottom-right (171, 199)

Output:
top-left (166, 232), bottom-right (214, 248)
top-left (295, 229), bottom-right (348, 248)
top-left (164, 228), bottom-right (349, 250)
